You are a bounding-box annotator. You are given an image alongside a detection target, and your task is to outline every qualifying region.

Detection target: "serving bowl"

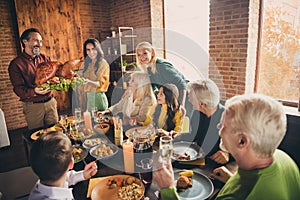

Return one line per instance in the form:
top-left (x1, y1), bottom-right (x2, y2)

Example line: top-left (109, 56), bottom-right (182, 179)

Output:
top-left (68, 127), bottom-right (94, 142)
top-left (89, 143), bottom-right (118, 161)
top-left (91, 174), bottom-right (144, 200)
top-left (97, 113), bottom-right (114, 125)
top-left (94, 123), bottom-right (110, 134)
top-left (82, 136), bottom-right (108, 149)
top-left (125, 126), bottom-right (157, 145)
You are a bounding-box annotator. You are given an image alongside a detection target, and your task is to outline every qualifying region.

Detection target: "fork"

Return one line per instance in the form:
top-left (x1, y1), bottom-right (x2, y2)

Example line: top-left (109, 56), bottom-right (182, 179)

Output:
top-left (78, 153), bottom-right (87, 165)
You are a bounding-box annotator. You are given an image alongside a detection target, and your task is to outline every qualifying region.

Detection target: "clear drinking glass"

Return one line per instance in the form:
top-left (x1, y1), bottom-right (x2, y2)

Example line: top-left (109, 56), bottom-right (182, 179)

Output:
top-left (133, 130), bottom-right (153, 186)
top-left (91, 107), bottom-right (98, 123)
top-left (59, 115), bottom-right (68, 133)
top-left (59, 114), bottom-right (67, 123)
top-left (74, 108), bottom-right (82, 122)
top-left (159, 136), bottom-right (173, 164)
top-left (137, 158), bottom-right (153, 185)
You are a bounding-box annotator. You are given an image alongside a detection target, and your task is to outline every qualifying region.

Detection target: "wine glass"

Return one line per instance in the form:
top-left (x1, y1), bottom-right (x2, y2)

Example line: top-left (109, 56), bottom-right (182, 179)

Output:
top-left (137, 158), bottom-right (153, 186)
top-left (133, 130), bottom-right (153, 186)
top-left (74, 108), bottom-right (82, 123)
top-left (91, 107), bottom-right (98, 123)
top-left (159, 136), bottom-right (173, 164)
top-left (59, 115), bottom-right (68, 133)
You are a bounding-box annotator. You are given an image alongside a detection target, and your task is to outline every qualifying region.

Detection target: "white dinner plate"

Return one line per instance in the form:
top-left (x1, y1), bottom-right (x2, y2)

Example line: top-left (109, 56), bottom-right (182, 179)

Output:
top-left (172, 141), bottom-right (205, 162)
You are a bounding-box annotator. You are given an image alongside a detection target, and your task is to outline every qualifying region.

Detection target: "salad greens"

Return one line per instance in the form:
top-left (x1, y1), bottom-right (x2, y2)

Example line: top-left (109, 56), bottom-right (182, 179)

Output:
top-left (38, 76), bottom-right (85, 92)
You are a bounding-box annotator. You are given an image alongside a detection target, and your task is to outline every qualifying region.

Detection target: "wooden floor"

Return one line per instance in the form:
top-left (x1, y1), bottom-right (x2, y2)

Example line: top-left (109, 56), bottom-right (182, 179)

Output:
top-left (0, 127), bottom-right (29, 172)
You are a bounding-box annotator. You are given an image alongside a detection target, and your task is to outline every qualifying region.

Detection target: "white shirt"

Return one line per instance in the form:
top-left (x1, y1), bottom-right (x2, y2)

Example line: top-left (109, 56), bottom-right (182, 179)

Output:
top-left (29, 170), bottom-right (85, 200)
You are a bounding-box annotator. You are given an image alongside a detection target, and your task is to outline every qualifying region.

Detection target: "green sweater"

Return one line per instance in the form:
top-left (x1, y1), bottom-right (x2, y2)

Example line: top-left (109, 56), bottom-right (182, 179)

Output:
top-left (160, 187), bottom-right (180, 200)
top-left (216, 149), bottom-right (300, 200)
top-left (147, 57), bottom-right (187, 92)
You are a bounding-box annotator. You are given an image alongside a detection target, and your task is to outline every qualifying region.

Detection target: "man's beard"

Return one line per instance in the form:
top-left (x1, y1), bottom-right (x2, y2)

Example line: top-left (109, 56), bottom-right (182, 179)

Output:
top-left (32, 46), bottom-right (40, 56)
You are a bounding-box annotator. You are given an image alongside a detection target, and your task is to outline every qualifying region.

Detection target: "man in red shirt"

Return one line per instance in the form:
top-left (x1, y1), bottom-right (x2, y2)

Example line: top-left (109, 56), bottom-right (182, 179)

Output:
top-left (8, 28), bottom-right (58, 130)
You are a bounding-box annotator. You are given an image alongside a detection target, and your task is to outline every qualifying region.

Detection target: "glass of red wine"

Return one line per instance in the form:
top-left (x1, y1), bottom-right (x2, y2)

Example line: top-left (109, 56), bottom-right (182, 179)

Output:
top-left (133, 129), bottom-right (153, 186)
top-left (136, 158), bottom-right (153, 185)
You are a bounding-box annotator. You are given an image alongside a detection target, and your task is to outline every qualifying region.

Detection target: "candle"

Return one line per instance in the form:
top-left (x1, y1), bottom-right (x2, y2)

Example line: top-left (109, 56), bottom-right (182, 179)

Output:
top-left (84, 111), bottom-right (92, 130)
top-left (122, 139), bottom-right (134, 174)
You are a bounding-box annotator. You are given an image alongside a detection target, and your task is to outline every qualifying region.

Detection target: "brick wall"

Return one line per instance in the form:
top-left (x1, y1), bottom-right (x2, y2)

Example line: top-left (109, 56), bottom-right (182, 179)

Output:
top-left (0, 0), bottom-right (28, 129)
top-left (109, 0), bottom-right (152, 44)
top-left (109, 0), bottom-right (151, 28)
top-left (0, 0), bottom-right (158, 130)
top-left (79, 0), bottom-right (111, 42)
top-left (209, 0), bottom-right (252, 100)
top-left (2, 0), bottom-right (257, 130)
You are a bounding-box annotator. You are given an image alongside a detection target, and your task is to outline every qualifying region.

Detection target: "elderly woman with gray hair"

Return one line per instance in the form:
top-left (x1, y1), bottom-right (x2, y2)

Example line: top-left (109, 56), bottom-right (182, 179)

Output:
top-left (99, 71), bottom-right (156, 127)
top-left (181, 78), bottom-right (230, 164)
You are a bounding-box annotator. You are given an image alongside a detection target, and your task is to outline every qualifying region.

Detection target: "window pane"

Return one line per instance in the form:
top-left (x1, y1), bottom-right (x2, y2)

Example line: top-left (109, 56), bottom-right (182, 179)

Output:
top-left (257, 0), bottom-right (300, 102)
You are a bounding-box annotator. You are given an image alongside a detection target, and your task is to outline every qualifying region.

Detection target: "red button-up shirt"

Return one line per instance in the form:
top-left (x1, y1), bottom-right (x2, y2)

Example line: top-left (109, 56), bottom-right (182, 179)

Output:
top-left (8, 52), bottom-right (52, 102)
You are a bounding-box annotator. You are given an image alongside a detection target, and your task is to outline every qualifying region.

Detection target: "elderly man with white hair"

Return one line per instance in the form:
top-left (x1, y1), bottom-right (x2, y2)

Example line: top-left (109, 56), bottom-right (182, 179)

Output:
top-left (210, 93), bottom-right (300, 199)
top-left (154, 93), bottom-right (300, 200)
top-left (180, 78), bottom-right (230, 164)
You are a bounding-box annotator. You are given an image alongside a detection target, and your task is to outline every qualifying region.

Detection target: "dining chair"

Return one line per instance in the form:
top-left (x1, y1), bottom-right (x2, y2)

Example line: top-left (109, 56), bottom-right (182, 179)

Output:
top-left (0, 166), bottom-right (38, 199)
top-left (182, 116), bottom-right (190, 133)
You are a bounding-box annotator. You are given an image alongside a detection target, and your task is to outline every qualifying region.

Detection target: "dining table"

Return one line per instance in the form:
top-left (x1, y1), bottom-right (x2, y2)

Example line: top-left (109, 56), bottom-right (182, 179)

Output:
top-left (23, 116), bottom-right (237, 200)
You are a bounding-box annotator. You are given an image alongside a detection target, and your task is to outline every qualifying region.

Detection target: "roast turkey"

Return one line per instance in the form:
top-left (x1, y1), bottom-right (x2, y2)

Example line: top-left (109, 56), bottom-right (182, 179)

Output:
top-left (56, 59), bottom-right (83, 79)
top-left (35, 58), bottom-right (83, 85)
top-left (34, 61), bottom-right (63, 85)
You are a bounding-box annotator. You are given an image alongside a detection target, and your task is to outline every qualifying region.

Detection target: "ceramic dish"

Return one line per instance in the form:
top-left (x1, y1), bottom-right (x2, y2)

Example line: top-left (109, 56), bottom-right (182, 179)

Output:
top-left (174, 170), bottom-right (213, 200)
top-left (68, 126), bottom-right (95, 142)
top-left (82, 137), bottom-right (108, 149)
top-left (125, 126), bottom-right (156, 144)
top-left (72, 145), bottom-right (88, 163)
top-left (91, 174), bottom-right (144, 200)
top-left (30, 125), bottom-right (63, 140)
top-left (172, 141), bottom-right (205, 162)
top-left (97, 113), bottom-right (113, 125)
top-left (89, 143), bottom-right (119, 161)
top-left (94, 123), bottom-right (110, 134)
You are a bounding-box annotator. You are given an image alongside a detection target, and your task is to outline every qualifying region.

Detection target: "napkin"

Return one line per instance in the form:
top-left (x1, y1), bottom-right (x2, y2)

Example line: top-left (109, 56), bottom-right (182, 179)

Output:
top-left (87, 176), bottom-right (110, 198)
top-left (179, 157), bottom-right (205, 166)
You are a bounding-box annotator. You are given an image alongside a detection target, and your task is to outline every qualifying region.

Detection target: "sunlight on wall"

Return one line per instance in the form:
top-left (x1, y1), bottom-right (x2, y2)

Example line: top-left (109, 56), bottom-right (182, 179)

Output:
top-left (164, 0), bottom-right (209, 81)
